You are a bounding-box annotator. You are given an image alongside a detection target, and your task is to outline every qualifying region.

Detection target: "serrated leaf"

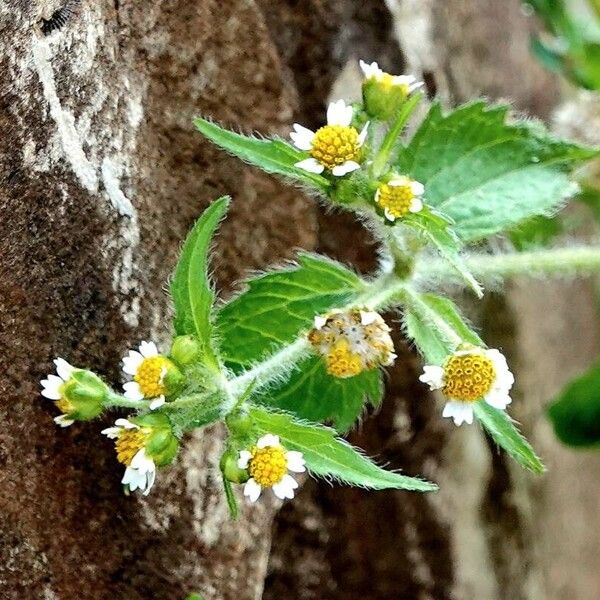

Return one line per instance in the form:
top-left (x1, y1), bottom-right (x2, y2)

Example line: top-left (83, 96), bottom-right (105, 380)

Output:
top-left (171, 197), bottom-right (230, 371)
top-left (403, 292), bottom-right (483, 365)
top-left (547, 362), bottom-right (600, 447)
top-left (194, 117), bottom-right (330, 192)
top-left (404, 211), bottom-right (482, 297)
top-left (217, 253), bottom-right (365, 370)
top-left (260, 356), bottom-right (383, 433)
top-left (250, 407), bottom-right (437, 491)
top-left (473, 402), bottom-right (545, 473)
top-left (397, 101), bottom-right (597, 241)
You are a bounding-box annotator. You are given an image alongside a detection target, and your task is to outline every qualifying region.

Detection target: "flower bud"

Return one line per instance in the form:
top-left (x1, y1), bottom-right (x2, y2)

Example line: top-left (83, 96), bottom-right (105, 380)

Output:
top-left (61, 370), bottom-right (108, 420)
top-left (170, 335), bottom-right (203, 367)
top-left (220, 449), bottom-right (250, 484)
top-left (132, 413), bottom-right (179, 466)
top-left (225, 409), bottom-right (254, 437)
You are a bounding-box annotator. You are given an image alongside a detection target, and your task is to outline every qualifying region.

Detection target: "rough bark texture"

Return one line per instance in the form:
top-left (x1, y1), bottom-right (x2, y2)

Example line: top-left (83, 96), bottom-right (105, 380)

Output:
top-left (2, 1), bottom-right (600, 599)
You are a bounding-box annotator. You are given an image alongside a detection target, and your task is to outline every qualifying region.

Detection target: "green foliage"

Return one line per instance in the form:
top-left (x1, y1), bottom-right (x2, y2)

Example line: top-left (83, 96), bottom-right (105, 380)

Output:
top-left (548, 363), bottom-right (600, 448)
top-left (217, 253), bottom-right (365, 370)
top-left (261, 356), bottom-right (383, 433)
top-left (473, 402), bottom-right (545, 473)
top-left (404, 293), bottom-right (483, 365)
top-left (404, 210), bottom-right (483, 296)
top-left (528, 0), bottom-right (600, 90)
top-left (194, 117), bottom-right (330, 192)
top-left (171, 197), bottom-right (230, 372)
top-left (396, 101), bottom-right (597, 242)
top-left (509, 215), bottom-right (563, 250)
top-left (251, 407), bottom-right (437, 491)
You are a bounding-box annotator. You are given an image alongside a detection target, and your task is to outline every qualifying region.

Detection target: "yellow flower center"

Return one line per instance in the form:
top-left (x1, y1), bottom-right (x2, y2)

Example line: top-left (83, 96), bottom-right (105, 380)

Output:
top-left (325, 338), bottom-right (363, 378)
top-left (443, 353), bottom-right (496, 402)
top-left (249, 445), bottom-right (288, 487)
top-left (310, 125), bottom-right (361, 170)
top-left (55, 397), bottom-right (73, 414)
top-left (115, 429), bottom-right (149, 466)
top-left (134, 356), bottom-right (171, 397)
top-left (376, 182), bottom-right (415, 218)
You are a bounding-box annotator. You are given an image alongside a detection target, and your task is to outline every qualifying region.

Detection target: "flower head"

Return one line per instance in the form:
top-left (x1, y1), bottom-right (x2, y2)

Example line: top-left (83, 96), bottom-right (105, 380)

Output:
top-left (375, 175), bottom-right (424, 221)
top-left (359, 60), bottom-right (424, 119)
top-left (419, 348), bottom-right (514, 426)
top-left (102, 413), bottom-right (178, 495)
top-left (308, 309), bottom-right (396, 378)
top-left (359, 60), bottom-right (423, 93)
top-left (290, 99), bottom-right (368, 177)
top-left (238, 434), bottom-right (305, 502)
top-left (41, 358), bottom-right (106, 427)
top-left (122, 341), bottom-right (182, 407)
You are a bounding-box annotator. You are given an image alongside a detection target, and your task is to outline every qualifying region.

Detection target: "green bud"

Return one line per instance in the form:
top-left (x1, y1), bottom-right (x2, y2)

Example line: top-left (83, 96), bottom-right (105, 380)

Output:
top-left (134, 413), bottom-right (179, 466)
top-left (362, 78), bottom-right (410, 120)
top-left (163, 363), bottom-right (186, 395)
top-left (170, 335), bottom-right (202, 367)
top-left (225, 409), bottom-right (254, 437)
top-left (62, 370), bottom-right (107, 420)
top-left (220, 449), bottom-right (249, 484)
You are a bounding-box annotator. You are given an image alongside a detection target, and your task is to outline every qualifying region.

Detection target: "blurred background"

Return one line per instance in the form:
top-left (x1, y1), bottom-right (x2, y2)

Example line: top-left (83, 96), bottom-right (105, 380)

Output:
top-left (2, 1), bottom-right (600, 598)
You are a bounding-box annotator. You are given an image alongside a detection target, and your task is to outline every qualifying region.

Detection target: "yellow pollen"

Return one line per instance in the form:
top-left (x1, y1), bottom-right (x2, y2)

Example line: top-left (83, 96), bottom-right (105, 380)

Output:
top-left (376, 182), bottom-right (415, 219)
top-left (443, 353), bottom-right (496, 402)
top-left (310, 125), bottom-right (361, 170)
top-left (115, 429), bottom-right (148, 466)
top-left (325, 339), bottom-right (363, 379)
top-left (55, 397), bottom-right (72, 414)
top-left (249, 445), bottom-right (288, 487)
top-left (134, 356), bottom-right (170, 397)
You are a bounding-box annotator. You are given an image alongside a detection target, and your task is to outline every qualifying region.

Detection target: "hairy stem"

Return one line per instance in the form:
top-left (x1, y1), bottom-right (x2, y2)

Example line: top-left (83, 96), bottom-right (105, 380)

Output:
top-left (416, 246), bottom-right (600, 283)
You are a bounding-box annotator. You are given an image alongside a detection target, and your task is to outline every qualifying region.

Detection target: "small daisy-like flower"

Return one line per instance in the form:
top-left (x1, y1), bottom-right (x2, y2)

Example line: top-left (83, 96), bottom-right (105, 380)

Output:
top-left (41, 358), bottom-right (107, 426)
top-left (375, 176), bottom-right (424, 221)
top-left (41, 358), bottom-right (78, 427)
top-left (238, 434), bottom-right (305, 502)
top-left (102, 419), bottom-right (157, 495)
top-left (419, 348), bottom-right (514, 426)
top-left (290, 99), bottom-right (368, 176)
top-left (101, 413), bottom-right (179, 496)
top-left (359, 60), bottom-right (423, 94)
top-left (308, 309), bottom-right (396, 378)
top-left (122, 341), bottom-right (176, 405)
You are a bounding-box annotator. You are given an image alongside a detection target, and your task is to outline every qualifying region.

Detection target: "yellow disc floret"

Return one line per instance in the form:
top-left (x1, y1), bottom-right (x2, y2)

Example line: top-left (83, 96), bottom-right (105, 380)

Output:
top-left (55, 396), bottom-right (73, 415)
top-left (134, 356), bottom-right (171, 397)
top-left (443, 353), bottom-right (496, 402)
top-left (376, 182), bottom-right (415, 219)
top-left (249, 445), bottom-right (288, 487)
top-left (326, 338), bottom-right (363, 378)
top-left (115, 429), bottom-right (149, 466)
top-left (310, 125), bottom-right (360, 170)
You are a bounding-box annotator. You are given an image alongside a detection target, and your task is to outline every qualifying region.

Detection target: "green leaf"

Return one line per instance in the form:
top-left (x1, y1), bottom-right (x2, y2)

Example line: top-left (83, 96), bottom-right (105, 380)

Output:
top-left (194, 117), bottom-right (330, 192)
top-left (217, 253), bottom-right (365, 370)
top-left (260, 356), bottom-right (384, 433)
top-left (474, 402), bottom-right (545, 473)
top-left (403, 292), bottom-right (483, 364)
top-left (250, 407), bottom-right (437, 491)
top-left (547, 362), bottom-right (600, 448)
top-left (171, 197), bottom-right (230, 372)
top-left (396, 101), bottom-right (597, 242)
top-left (508, 214), bottom-right (563, 250)
top-left (405, 210), bottom-right (483, 297)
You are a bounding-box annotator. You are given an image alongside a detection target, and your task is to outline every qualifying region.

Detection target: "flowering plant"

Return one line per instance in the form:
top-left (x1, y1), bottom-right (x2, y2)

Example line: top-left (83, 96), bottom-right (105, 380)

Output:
top-left (42, 61), bottom-right (600, 515)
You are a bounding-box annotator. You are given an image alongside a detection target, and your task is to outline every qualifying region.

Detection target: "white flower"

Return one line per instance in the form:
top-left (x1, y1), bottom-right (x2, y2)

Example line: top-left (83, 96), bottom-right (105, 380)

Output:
top-left (291, 99), bottom-right (368, 177)
top-left (101, 418), bottom-right (157, 496)
top-left (238, 434), bottom-right (306, 502)
top-left (40, 358), bottom-right (77, 427)
top-left (375, 176), bottom-right (424, 222)
top-left (420, 348), bottom-right (514, 426)
top-left (359, 60), bottom-right (424, 93)
top-left (122, 341), bottom-right (169, 401)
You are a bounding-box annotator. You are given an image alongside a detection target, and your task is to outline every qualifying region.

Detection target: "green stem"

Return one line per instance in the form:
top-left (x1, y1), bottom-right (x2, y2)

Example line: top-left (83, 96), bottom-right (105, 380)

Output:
top-left (416, 247), bottom-right (600, 283)
top-left (372, 92), bottom-right (423, 176)
top-left (104, 392), bottom-right (153, 410)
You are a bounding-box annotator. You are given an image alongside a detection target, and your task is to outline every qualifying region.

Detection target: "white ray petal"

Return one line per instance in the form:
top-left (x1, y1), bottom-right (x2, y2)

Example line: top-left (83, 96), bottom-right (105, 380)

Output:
top-left (331, 161), bottom-right (360, 176)
top-left (139, 341), bottom-right (159, 358)
top-left (257, 434), bottom-right (280, 449)
top-left (295, 157), bottom-right (325, 174)
top-left (244, 478), bottom-right (262, 502)
top-left (286, 451), bottom-right (306, 473)
top-left (123, 381), bottom-right (144, 401)
top-left (54, 358), bottom-right (75, 381)
top-left (290, 124), bottom-right (315, 150)
top-left (327, 99), bottom-right (353, 127)
top-left (238, 450), bottom-right (252, 469)
top-left (419, 365), bottom-right (444, 389)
